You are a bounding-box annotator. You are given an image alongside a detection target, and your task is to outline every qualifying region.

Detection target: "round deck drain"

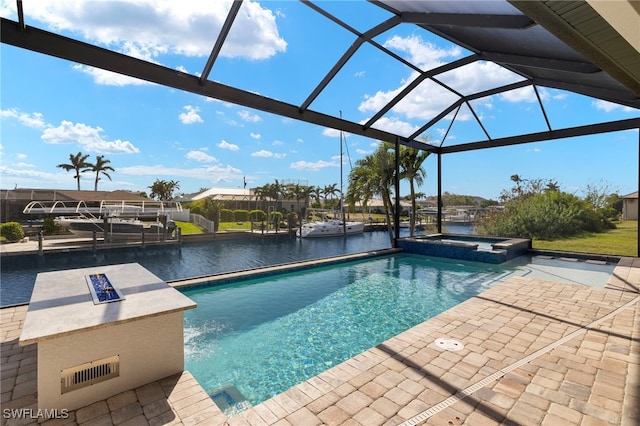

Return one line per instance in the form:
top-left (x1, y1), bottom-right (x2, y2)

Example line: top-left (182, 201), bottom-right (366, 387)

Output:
top-left (435, 338), bottom-right (464, 351)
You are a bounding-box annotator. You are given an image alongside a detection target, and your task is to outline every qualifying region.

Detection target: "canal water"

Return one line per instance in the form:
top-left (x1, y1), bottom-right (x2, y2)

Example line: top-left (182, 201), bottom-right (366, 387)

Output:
top-left (1, 226), bottom-right (475, 307)
top-left (0, 230), bottom-right (405, 307)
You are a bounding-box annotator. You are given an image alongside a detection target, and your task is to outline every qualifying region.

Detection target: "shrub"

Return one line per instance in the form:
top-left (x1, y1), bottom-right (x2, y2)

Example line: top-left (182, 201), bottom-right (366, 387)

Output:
top-left (233, 209), bottom-right (249, 222)
top-left (250, 210), bottom-right (266, 222)
top-left (479, 191), bottom-right (610, 240)
top-left (220, 209), bottom-right (234, 222)
top-left (1, 222), bottom-right (25, 242)
top-left (184, 198), bottom-right (221, 223)
top-left (43, 217), bottom-right (58, 234)
top-left (270, 211), bottom-right (283, 224)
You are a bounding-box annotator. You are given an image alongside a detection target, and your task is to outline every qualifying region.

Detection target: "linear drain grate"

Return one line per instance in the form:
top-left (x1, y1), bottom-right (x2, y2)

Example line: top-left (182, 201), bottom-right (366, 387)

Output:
top-left (61, 355), bottom-right (120, 394)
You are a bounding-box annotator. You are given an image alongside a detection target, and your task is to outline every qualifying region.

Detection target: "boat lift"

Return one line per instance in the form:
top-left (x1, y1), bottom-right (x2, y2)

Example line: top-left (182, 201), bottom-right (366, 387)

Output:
top-left (22, 200), bottom-right (183, 218)
top-left (23, 200), bottom-right (184, 245)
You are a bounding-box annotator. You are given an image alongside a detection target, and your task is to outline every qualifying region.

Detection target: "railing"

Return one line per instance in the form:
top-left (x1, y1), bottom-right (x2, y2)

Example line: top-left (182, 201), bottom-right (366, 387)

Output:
top-left (190, 214), bottom-right (216, 233)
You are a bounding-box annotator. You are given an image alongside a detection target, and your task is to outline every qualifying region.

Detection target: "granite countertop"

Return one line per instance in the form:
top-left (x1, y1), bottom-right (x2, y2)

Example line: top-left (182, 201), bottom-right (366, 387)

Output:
top-left (19, 263), bottom-right (196, 345)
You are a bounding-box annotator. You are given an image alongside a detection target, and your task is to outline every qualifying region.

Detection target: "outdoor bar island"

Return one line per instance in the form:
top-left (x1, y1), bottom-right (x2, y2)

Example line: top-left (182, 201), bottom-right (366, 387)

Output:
top-left (19, 263), bottom-right (196, 412)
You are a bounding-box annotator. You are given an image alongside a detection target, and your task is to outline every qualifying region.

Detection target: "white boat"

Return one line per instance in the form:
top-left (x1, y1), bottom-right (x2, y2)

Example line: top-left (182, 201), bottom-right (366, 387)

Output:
top-left (297, 115), bottom-right (364, 238)
top-left (297, 219), bottom-right (364, 238)
top-left (55, 216), bottom-right (164, 238)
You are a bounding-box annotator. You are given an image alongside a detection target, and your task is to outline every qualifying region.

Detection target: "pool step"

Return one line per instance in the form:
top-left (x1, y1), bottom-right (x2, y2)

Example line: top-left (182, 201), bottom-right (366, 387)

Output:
top-left (209, 384), bottom-right (252, 416)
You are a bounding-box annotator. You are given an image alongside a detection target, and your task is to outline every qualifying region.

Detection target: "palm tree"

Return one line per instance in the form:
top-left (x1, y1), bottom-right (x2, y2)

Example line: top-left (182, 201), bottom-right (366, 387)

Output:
top-left (57, 152), bottom-right (91, 190)
top-left (309, 186), bottom-right (323, 209)
top-left (299, 185), bottom-right (313, 218)
top-left (90, 155), bottom-right (115, 191)
top-left (348, 143), bottom-right (396, 244)
top-left (254, 184), bottom-right (270, 212)
top-left (148, 179), bottom-right (180, 201)
top-left (545, 180), bottom-right (560, 192)
top-left (265, 180), bottom-right (282, 214)
top-left (290, 184), bottom-right (309, 215)
top-left (399, 146), bottom-right (430, 236)
top-left (323, 183), bottom-right (339, 209)
top-left (274, 180), bottom-right (289, 212)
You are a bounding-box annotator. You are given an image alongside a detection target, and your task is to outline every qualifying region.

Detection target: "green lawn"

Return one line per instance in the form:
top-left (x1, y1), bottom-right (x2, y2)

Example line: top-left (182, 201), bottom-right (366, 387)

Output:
top-left (532, 221), bottom-right (638, 257)
top-left (217, 221), bottom-right (252, 231)
top-left (174, 221), bottom-right (206, 235)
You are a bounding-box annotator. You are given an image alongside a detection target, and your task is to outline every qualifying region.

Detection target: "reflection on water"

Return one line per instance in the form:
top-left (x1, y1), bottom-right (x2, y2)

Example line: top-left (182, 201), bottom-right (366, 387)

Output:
top-left (1, 230), bottom-right (408, 306)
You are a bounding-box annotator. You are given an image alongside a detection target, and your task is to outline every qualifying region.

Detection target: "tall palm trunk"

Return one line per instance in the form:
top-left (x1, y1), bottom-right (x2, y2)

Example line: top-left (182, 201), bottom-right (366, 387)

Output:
top-left (409, 180), bottom-right (417, 236)
top-left (381, 188), bottom-right (394, 246)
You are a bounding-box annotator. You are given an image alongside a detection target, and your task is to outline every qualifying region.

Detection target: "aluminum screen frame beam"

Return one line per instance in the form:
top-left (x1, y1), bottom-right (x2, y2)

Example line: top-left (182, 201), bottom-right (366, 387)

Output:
top-left (199, 0), bottom-right (243, 84)
top-left (0, 17), bottom-right (437, 153)
top-left (440, 118), bottom-right (640, 154)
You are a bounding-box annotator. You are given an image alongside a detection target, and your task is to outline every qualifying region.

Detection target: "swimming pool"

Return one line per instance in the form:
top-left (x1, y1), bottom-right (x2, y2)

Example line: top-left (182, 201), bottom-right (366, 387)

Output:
top-left (180, 253), bottom-right (514, 413)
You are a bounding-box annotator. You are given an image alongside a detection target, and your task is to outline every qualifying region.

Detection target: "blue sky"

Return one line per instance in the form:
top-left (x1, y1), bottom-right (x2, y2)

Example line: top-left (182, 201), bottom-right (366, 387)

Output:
top-left (1, 0), bottom-right (638, 201)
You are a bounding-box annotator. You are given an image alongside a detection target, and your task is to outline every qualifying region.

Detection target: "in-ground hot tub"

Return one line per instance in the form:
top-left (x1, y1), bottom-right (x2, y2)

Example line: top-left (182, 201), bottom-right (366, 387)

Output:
top-left (397, 234), bottom-right (531, 264)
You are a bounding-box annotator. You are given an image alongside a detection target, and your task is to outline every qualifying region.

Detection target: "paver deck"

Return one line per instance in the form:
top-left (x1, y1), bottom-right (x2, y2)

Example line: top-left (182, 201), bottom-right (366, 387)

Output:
top-left (1, 258), bottom-right (639, 425)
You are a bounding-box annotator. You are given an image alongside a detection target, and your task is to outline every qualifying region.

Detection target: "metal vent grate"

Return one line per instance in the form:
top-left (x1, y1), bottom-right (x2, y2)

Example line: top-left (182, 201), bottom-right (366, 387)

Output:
top-left (61, 355), bottom-right (120, 394)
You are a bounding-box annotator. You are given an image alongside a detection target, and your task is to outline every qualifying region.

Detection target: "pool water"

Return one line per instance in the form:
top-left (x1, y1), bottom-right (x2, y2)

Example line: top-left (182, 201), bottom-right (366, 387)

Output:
top-left (181, 253), bottom-right (513, 410)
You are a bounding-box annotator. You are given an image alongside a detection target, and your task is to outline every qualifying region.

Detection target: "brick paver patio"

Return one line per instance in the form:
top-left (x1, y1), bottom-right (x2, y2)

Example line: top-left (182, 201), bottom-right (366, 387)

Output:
top-left (1, 258), bottom-right (639, 425)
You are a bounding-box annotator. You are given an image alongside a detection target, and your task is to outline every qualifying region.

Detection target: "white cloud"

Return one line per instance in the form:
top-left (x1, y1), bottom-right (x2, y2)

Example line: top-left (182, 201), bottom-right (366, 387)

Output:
top-left (238, 110), bottom-right (261, 122)
top-left (1, 108), bottom-right (48, 129)
top-left (72, 65), bottom-right (153, 86)
top-left (17, 0), bottom-right (286, 58)
top-left (0, 165), bottom-right (69, 184)
top-left (41, 120), bottom-right (140, 154)
top-left (251, 150), bottom-right (273, 158)
top-left (14, 162), bottom-right (36, 168)
top-left (499, 86), bottom-right (537, 103)
top-left (290, 160), bottom-right (337, 171)
top-left (17, 153), bottom-right (27, 159)
top-left (186, 150), bottom-right (216, 163)
top-left (354, 71), bottom-right (365, 78)
top-left (367, 116), bottom-right (420, 137)
top-left (179, 105), bottom-right (203, 124)
top-left (384, 34), bottom-right (462, 70)
top-left (218, 140), bottom-right (239, 151)
top-left (322, 128), bottom-right (354, 138)
top-left (18, 0), bottom-right (286, 85)
top-left (251, 149), bottom-right (286, 159)
top-left (592, 99), bottom-right (636, 113)
top-left (250, 132), bottom-right (261, 139)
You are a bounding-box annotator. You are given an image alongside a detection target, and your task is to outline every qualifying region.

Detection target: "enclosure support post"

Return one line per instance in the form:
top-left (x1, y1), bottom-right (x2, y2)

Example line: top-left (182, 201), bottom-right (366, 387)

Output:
top-left (394, 136), bottom-right (401, 246)
top-left (437, 152), bottom-right (443, 234)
